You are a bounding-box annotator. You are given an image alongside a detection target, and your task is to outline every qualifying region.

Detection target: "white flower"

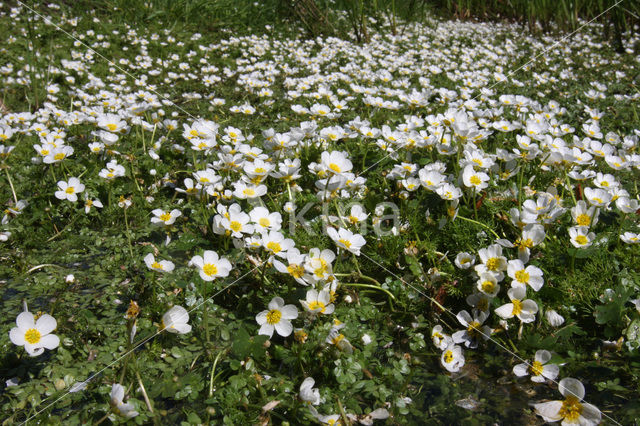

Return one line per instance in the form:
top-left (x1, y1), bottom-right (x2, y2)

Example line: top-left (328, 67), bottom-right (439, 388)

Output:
top-left (273, 248), bottom-right (307, 285)
top-left (326, 227), bottom-right (366, 256)
top-left (300, 289), bottom-right (335, 315)
top-left (161, 306), bottom-right (192, 334)
top-left (84, 197), bottom-right (103, 214)
top-left (620, 232), bottom-right (640, 244)
top-left (110, 383), bottom-right (139, 418)
top-left (151, 208), bottom-right (181, 226)
top-left (462, 164), bottom-right (489, 191)
top-left (144, 253), bottom-right (175, 272)
top-left (256, 297), bottom-right (298, 338)
top-left (299, 377), bottom-right (321, 405)
top-left (261, 230), bottom-right (295, 258)
top-left (507, 259), bottom-right (544, 291)
top-left (513, 350), bottom-right (559, 383)
top-left (431, 325), bottom-right (451, 350)
top-left (583, 187), bottom-right (612, 207)
top-left (568, 226), bottom-right (595, 248)
top-left (476, 272), bottom-right (500, 297)
top-left (249, 206), bottom-right (282, 233)
top-left (9, 310), bottom-right (60, 357)
top-left (452, 310), bottom-right (492, 349)
top-left (320, 150), bottom-right (353, 175)
top-left (545, 309), bottom-right (565, 327)
top-left (189, 250), bottom-right (232, 281)
top-left (55, 177), bottom-right (85, 202)
top-left (495, 286), bottom-right (538, 323)
top-left (534, 378), bottom-right (601, 425)
top-left (454, 252), bottom-right (475, 269)
top-left (441, 342), bottom-right (465, 373)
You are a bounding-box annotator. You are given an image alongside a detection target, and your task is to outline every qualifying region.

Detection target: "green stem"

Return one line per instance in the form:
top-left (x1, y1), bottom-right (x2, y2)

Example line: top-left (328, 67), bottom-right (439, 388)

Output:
top-left (456, 215), bottom-right (500, 240)
top-left (5, 168), bottom-right (18, 204)
top-left (563, 169), bottom-right (577, 205)
top-left (123, 207), bottom-right (134, 258)
top-left (209, 350), bottom-right (225, 397)
top-left (342, 282), bottom-right (395, 301)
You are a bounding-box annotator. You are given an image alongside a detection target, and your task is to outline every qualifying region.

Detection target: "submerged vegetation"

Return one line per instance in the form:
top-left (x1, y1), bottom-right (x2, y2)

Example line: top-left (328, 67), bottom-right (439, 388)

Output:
top-left (1, 0), bottom-right (640, 424)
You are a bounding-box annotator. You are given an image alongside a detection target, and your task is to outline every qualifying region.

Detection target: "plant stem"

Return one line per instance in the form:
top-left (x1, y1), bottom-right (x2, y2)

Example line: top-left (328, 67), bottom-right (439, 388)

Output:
top-left (342, 282), bottom-right (395, 301)
top-left (135, 371), bottom-right (154, 414)
top-left (209, 350), bottom-right (225, 397)
top-left (123, 207), bottom-right (134, 258)
top-left (5, 168), bottom-right (18, 204)
top-left (456, 215), bottom-right (500, 240)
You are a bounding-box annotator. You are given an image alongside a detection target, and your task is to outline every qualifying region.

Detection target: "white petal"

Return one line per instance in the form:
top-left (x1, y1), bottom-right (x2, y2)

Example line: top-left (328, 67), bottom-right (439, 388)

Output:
top-left (580, 403), bottom-right (602, 424)
top-left (258, 323), bottom-right (274, 337)
top-left (559, 378), bottom-right (585, 400)
top-left (534, 401), bottom-right (563, 422)
top-left (275, 320), bottom-right (293, 337)
top-left (495, 304), bottom-right (514, 319)
top-left (542, 364), bottom-right (559, 380)
top-left (16, 311), bottom-right (35, 330)
top-left (268, 297), bottom-right (284, 310)
top-left (9, 327), bottom-right (25, 346)
top-left (535, 349), bottom-right (552, 363)
top-left (280, 304), bottom-right (299, 320)
top-left (255, 311), bottom-right (268, 325)
top-left (512, 363), bottom-right (529, 377)
top-left (39, 334), bottom-right (60, 349)
top-left (36, 314), bottom-right (57, 335)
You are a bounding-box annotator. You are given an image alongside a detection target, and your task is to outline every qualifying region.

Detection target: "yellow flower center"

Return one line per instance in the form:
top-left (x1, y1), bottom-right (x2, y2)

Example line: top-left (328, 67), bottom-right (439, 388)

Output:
top-left (254, 167), bottom-right (266, 174)
top-left (529, 360), bottom-right (544, 376)
top-left (65, 186), bottom-right (75, 194)
top-left (328, 163), bottom-right (341, 173)
top-left (576, 214), bottom-right (591, 227)
top-left (54, 152), bottom-right (65, 160)
top-left (307, 300), bottom-right (326, 312)
top-left (512, 299), bottom-right (523, 316)
top-left (348, 215), bottom-right (359, 224)
top-left (467, 320), bottom-right (481, 337)
top-left (486, 257), bottom-right (500, 271)
top-left (469, 175), bottom-right (481, 185)
top-left (266, 309), bottom-right (281, 325)
top-left (152, 261), bottom-right (163, 270)
top-left (444, 350), bottom-right (454, 363)
top-left (86, 200), bottom-right (93, 207)
top-left (287, 264), bottom-right (304, 278)
top-left (25, 328), bottom-right (41, 344)
top-left (515, 270), bottom-right (530, 283)
top-left (160, 212), bottom-right (172, 222)
top-left (338, 238), bottom-right (352, 248)
top-left (481, 280), bottom-right (495, 293)
top-left (559, 395), bottom-right (583, 422)
top-left (266, 241), bottom-right (282, 253)
top-left (243, 188), bottom-right (256, 197)
top-left (203, 263), bottom-right (218, 276)
top-left (331, 333), bottom-right (345, 345)
top-left (575, 235), bottom-right (588, 245)
top-left (106, 123), bottom-right (118, 131)
top-left (230, 221), bottom-right (242, 232)
top-left (259, 218), bottom-right (270, 227)
top-left (516, 238), bottom-right (534, 249)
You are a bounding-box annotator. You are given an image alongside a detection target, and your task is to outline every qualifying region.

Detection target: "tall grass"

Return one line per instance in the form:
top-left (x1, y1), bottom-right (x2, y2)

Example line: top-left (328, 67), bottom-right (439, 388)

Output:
top-left (434, 0), bottom-right (640, 51)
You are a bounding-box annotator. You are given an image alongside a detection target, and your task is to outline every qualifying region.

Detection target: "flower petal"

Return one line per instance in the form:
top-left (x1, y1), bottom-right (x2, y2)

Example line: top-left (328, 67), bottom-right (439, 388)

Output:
top-left (275, 320), bottom-right (293, 337)
top-left (534, 401), bottom-right (563, 422)
top-left (280, 304), bottom-right (298, 320)
top-left (558, 378), bottom-right (585, 400)
top-left (16, 311), bottom-right (35, 330)
top-left (36, 314), bottom-right (57, 335)
top-left (39, 334), bottom-right (60, 349)
top-left (9, 327), bottom-right (25, 346)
